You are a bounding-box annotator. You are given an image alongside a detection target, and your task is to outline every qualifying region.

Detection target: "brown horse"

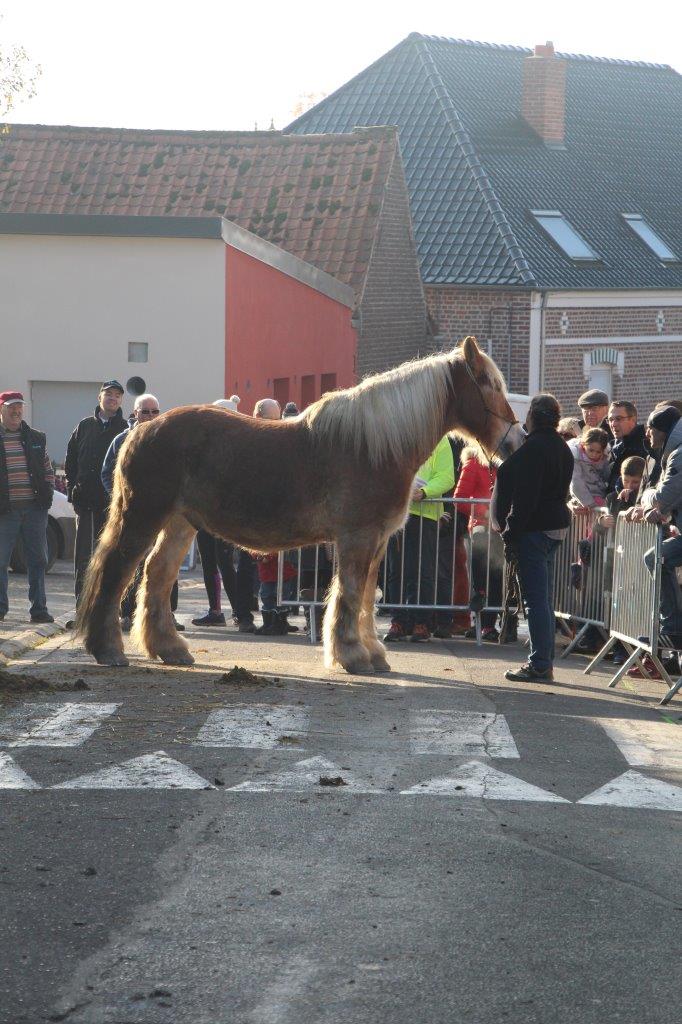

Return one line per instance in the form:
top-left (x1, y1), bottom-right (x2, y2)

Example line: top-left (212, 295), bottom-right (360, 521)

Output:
top-left (77, 336), bottom-right (524, 674)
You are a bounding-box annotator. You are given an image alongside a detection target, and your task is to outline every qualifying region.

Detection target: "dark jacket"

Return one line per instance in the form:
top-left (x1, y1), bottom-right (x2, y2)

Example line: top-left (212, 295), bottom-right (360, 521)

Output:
top-left (607, 423), bottom-right (647, 490)
top-left (0, 422), bottom-right (54, 513)
top-left (65, 407), bottom-right (127, 512)
top-left (493, 427), bottom-right (573, 543)
top-left (101, 426), bottom-right (132, 495)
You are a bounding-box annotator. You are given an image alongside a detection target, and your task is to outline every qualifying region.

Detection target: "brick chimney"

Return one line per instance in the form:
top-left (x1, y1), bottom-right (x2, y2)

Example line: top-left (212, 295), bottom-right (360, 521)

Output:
top-left (522, 42), bottom-right (566, 147)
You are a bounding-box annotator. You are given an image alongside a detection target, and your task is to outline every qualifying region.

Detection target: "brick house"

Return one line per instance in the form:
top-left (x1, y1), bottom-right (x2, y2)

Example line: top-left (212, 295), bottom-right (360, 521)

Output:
top-left (0, 124), bottom-right (427, 454)
top-left (288, 34), bottom-right (682, 417)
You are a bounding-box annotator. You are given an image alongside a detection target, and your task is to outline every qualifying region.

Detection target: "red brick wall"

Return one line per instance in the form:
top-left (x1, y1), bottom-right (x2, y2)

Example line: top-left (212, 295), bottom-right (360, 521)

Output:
top-left (545, 306), bottom-right (682, 338)
top-left (425, 287), bottom-right (531, 393)
top-left (544, 303), bottom-right (682, 418)
top-left (544, 341), bottom-right (682, 420)
top-left (358, 155), bottom-right (428, 377)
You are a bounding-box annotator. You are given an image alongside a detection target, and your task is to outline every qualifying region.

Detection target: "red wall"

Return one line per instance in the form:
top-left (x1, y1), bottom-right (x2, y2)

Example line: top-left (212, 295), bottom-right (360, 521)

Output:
top-left (225, 246), bottom-right (357, 412)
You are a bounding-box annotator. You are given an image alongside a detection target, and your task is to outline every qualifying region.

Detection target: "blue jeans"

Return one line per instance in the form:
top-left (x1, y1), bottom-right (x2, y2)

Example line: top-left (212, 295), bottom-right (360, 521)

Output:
top-left (645, 535), bottom-right (682, 637)
top-left (517, 531), bottom-right (561, 674)
top-left (260, 578), bottom-right (295, 612)
top-left (0, 507), bottom-right (49, 617)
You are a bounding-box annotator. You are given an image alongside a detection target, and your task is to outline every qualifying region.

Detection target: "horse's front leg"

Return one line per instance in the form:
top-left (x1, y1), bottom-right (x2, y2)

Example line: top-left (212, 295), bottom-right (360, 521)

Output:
top-left (358, 540), bottom-right (391, 673)
top-left (323, 535), bottom-right (374, 674)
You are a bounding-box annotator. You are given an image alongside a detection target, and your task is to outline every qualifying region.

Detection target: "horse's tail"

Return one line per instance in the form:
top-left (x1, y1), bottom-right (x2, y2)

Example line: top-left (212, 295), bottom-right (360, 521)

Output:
top-left (75, 456), bottom-right (144, 657)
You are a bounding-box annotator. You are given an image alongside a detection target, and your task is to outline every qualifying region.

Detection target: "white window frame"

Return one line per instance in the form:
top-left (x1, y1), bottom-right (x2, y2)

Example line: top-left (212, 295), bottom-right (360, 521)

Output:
top-left (622, 214), bottom-right (678, 263)
top-left (530, 210), bottom-right (599, 262)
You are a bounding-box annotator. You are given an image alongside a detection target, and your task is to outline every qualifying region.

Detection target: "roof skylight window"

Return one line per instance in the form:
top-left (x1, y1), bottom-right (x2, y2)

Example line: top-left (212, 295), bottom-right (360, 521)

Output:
top-left (622, 214), bottom-right (678, 262)
top-left (531, 210), bottom-right (598, 261)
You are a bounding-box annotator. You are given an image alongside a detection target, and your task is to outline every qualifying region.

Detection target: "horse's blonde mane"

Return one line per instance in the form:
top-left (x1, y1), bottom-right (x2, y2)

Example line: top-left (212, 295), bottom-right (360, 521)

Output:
top-left (303, 348), bottom-right (460, 467)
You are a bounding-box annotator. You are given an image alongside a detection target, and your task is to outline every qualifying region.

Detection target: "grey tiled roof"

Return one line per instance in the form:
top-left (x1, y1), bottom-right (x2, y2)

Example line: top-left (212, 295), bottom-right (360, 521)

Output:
top-left (287, 34), bottom-right (682, 289)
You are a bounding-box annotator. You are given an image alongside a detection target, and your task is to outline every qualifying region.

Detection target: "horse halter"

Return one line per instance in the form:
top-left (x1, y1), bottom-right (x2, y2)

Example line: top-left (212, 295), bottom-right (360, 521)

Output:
top-left (461, 360), bottom-right (519, 470)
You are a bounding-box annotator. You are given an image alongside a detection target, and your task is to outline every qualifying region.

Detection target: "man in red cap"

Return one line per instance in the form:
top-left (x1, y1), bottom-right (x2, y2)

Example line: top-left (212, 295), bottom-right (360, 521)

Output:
top-left (65, 381), bottom-right (127, 605)
top-left (0, 391), bottom-right (55, 624)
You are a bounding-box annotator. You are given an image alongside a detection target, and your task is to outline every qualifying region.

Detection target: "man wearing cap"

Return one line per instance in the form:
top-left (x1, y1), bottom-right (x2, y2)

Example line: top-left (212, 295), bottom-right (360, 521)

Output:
top-left (0, 391), bottom-right (55, 624)
top-left (65, 381), bottom-right (127, 604)
top-left (630, 406), bottom-right (682, 646)
top-left (577, 389), bottom-right (612, 439)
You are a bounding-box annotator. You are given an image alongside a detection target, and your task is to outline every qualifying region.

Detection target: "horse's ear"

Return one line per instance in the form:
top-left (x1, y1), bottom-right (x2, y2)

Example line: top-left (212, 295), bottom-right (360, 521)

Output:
top-left (462, 335), bottom-right (484, 369)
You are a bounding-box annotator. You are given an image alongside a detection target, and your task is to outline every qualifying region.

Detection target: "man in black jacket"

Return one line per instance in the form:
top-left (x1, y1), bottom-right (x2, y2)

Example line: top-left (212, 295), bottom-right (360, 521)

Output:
top-left (0, 391), bottom-right (55, 623)
top-left (65, 381), bottom-right (127, 605)
top-left (606, 401), bottom-right (647, 491)
top-left (493, 394), bottom-right (573, 682)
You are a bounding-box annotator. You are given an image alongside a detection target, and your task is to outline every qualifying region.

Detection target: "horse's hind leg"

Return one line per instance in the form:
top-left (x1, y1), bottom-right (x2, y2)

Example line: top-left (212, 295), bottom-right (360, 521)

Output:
top-left (358, 540), bottom-right (391, 673)
top-left (324, 534), bottom-right (374, 674)
top-left (78, 505), bottom-right (163, 667)
top-left (132, 514), bottom-right (196, 665)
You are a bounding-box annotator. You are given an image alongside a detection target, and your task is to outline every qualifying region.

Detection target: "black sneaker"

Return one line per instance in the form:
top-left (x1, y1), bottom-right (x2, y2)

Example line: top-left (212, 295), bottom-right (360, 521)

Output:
top-left (30, 612), bottom-right (54, 624)
top-left (504, 663), bottom-right (554, 682)
top-left (191, 610), bottom-right (226, 627)
top-left (173, 618), bottom-right (186, 632)
top-left (237, 620), bottom-right (257, 634)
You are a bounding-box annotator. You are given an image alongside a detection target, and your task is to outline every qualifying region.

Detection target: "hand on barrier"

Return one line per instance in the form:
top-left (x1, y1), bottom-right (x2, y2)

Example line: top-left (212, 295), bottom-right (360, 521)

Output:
top-left (625, 505), bottom-right (645, 522)
top-left (643, 507), bottom-right (664, 524)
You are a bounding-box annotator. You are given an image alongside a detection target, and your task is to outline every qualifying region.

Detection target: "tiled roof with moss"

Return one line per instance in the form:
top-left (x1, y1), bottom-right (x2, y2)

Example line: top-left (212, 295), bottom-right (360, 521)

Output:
top-left (0, 124), bottom-right (400, 292)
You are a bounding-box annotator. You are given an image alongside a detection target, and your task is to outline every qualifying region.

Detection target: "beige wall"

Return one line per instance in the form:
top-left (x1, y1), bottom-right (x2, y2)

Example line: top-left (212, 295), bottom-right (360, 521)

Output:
top-left (0, 233), bottom-right (226, 435)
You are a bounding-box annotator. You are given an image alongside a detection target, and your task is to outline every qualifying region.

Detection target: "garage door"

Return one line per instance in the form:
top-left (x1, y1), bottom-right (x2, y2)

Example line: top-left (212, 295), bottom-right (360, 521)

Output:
top-left (30, 381), bottom-right (104, 464)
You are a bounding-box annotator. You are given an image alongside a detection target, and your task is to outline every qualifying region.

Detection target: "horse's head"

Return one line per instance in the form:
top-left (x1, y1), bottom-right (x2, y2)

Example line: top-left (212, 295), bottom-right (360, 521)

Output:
top-left (448, 336), bottom-right (525, 462)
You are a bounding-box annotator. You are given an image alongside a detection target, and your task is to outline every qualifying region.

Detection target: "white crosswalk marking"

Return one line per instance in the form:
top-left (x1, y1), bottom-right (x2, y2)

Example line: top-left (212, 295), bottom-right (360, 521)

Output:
top-left (53, 751), bottom-right (215, 790)
top-left (228, 755), bottom-right (379, 794)
top-left (0, 751), bottom-right (40, 789)
top-left (0, 702), bottom-right (119, 747)
top-left (409, 710), bottom-right (519, 758)
top-left (401, 760), bottom-right (569, 802)
top-left (195, 704), bottom-right (309, 749)
top-left (595, 718), bottom-right (681, 771)
top-left (578, 771), bottom-right (682, 811)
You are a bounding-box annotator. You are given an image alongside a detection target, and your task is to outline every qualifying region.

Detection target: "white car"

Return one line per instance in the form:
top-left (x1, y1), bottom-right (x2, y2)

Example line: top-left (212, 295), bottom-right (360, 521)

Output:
top-left (10, 490), bottom-right (77, 574)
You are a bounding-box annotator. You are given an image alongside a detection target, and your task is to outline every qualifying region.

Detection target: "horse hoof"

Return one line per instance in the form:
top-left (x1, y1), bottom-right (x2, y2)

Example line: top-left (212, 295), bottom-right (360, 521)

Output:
top-left (159, 650), bottom-right (195, 666)
top-left (342, 656), bottom-right (374, 675)
top-left (371, 655), bottom-right (391, 673)
top-left (94, 651), bottom-right (129, 667)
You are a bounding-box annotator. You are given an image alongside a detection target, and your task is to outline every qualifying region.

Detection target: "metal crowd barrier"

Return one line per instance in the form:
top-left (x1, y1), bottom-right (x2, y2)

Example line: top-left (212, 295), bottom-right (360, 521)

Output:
top-left (553, 507), bottom-right (611, 657)
top-left (584, 514), bottom-right (682, 705)
top-left (277, 497), bottom-right (506, 646)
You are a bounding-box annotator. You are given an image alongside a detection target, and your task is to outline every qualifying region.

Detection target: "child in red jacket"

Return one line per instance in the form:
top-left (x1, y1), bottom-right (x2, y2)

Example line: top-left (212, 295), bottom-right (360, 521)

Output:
top-left (251, 553), bottom-right (298, 635)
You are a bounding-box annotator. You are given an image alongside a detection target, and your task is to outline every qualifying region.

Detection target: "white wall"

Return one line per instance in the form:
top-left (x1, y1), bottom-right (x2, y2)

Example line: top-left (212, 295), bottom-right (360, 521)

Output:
top-left (0, 233), bottom-right (226, 449)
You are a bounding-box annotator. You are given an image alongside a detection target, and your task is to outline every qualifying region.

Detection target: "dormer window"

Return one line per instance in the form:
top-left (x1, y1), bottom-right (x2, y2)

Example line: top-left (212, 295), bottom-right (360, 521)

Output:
top-left (622, 214), bottom-right (678, 262)
top-left (531, 210), bottom-right (599, 261)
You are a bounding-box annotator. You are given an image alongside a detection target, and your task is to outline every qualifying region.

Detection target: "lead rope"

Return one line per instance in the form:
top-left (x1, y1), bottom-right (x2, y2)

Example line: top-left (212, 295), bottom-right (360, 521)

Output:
top-left (499, 550), bottom-right (524, 644)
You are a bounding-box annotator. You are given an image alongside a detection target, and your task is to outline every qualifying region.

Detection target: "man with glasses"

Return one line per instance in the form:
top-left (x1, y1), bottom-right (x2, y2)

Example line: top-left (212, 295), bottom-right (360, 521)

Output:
top-left (66, 380), bottom-right (128, 606)
top-left (607, 401), bottom-right (647, 490)
top-left (101, 394), bottom-right (183, 632)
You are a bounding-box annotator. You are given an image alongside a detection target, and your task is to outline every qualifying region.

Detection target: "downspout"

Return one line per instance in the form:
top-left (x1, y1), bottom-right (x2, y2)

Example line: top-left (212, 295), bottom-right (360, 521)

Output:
top-left (539, 290), bottom-right (548, 390)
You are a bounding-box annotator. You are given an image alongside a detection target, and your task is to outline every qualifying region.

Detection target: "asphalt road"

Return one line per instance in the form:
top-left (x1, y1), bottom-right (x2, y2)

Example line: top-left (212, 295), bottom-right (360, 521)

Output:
top-left (0, 587), bottom-right (680, 1024)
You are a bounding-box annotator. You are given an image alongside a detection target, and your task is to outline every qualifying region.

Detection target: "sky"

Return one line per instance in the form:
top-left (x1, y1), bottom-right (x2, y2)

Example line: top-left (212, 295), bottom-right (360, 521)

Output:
top-left (2, 0), bottom-right (680, 133)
